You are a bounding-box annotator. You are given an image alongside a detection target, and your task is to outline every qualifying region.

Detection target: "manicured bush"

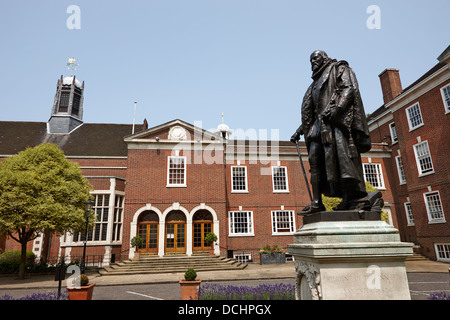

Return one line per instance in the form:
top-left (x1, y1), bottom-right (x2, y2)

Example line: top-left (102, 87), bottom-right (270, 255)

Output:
top-left (80, 274), bottom-right (90, 286)
top-left (184, 268), bottom-right (197, 281)
top-left (130, 236), bottom-right (143, 248)
top-left (204, 232), bottom-right (217, 244)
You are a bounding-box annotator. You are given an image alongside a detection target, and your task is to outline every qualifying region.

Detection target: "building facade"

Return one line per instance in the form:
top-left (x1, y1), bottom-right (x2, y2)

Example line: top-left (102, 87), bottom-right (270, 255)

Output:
top-left (368, 46), bottom-right (450, 262)
top-left (1, 71), bottom-right (398, 265)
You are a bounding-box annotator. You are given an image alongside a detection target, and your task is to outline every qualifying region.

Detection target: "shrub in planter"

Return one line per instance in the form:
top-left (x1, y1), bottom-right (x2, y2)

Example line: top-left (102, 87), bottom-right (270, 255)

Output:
top-left (204, 232), bottom-right (217, 256)
top-left (67, 274), bottom-right (95, 300)
top-left (180, 268), bottom-right (201, 300)
top-left (204, 232), bottom-right (217, 244)
top-left (131, 236), bottom-right (144, 259)
top-left (131, 236), bottom-right (143, 248)
top-left (184, 268), bottom-right (197, 281)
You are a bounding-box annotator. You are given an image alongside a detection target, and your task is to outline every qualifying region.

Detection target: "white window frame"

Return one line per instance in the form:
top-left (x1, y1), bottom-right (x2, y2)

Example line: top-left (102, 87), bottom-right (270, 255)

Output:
top-left (231, 165), bottom-right (248, 193)
top-left (404, 202), bottom-right (414, 226)
top-left (363, 163), bottom-right (385, 189)
top-left (71, 193), bottom-right (111, 244)
top-left (395, 155), bottom-right (406, 185)
top-left (389, 122), bottom-right (398, 144)
top-left (271, 210), bottom-right (296, 234)
top-left (413, 140), bottom-right (434, 176)
top-left (167, 156), bottom-right (187, 187)
top-left (271, 166), bottom-right (289, 193)
top-left (423, 190), bottom-right (446, 224)
top-left (405, 102), bottom-right (424, 131)
top-left (111, 193), bottom-right (124, 242)
top-left (434, 243), bottom-right (450, 263)
top-left (440, 83), bottom-right (450, 114)
top-left (233, 253), bottom-right (252, 263)
top-left (228, 211), bottom-right (254, 236)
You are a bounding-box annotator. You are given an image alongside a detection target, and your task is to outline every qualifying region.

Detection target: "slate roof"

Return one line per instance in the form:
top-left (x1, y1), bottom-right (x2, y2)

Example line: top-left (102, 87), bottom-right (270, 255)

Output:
top-left (0, 121), bottom-right (143, 157)
top-left (367, 61), bottom-right (447, 123)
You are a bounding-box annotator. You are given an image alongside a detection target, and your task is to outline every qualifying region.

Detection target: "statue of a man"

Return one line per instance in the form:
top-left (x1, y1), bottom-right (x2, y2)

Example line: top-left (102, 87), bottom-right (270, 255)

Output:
top-left (291, 50), bottom-right (371, 214)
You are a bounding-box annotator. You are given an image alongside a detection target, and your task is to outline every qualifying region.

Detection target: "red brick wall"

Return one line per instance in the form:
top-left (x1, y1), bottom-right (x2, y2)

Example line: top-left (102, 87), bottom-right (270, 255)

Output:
top-left (370, 77), bottom-right (450, 260)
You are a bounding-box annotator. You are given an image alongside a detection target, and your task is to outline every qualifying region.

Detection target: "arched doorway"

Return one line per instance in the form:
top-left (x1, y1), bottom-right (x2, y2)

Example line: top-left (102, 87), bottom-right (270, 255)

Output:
top-left (165, 210), bottom-right (186, 253)
top-left (137, 211), bottom-right (159, 253)
top-left (193, 210), bottom-right (213, 252)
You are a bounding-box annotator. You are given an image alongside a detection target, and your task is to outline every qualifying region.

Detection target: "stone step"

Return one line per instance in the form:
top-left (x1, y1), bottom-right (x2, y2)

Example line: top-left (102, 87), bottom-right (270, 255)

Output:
top-left (109, 261), bottom-right (238, 271)
top-left (98, 255), bottom-right (247, 276)
top-left (123, 258), bottom-right (236, 266)
top-left (99, 263), bottom-right (247, 275)
top-left (406, 253), bottom-right (431, 261)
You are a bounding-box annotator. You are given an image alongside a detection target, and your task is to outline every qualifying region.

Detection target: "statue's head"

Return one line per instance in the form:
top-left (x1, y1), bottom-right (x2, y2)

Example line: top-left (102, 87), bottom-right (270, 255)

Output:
top-left (310, 50), bottom-right (329, 72)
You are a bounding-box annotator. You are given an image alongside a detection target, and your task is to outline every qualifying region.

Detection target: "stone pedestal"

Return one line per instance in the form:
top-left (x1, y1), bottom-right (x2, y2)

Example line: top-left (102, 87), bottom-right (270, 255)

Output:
top-left (287, 220), bottom-right (413, 300)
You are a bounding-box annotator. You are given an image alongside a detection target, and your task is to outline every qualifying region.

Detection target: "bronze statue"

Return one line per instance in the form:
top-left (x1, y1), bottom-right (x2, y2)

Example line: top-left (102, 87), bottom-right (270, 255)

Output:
top-left (291, 50), bottom-right (372, 214)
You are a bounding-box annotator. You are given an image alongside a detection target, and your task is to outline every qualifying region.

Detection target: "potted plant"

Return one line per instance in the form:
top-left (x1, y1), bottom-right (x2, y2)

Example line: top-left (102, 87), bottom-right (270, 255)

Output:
top-left (259, 244), bottom-right (286, 265)
top-left (204, 232), bottom-right (218, 256)
top-left (67, 274), bottom-right (95, 300)
top-left (131, 236), bottom-right (144, 260)
top-left (179, 268), bottom-right (201, 300)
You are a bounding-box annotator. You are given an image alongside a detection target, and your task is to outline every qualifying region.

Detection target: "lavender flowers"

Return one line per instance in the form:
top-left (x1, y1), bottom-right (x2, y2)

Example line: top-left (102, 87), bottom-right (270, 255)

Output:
top-left (0, 292), bottom-right (68, 300)
top-left (198, 283), bottom-right (295, 300)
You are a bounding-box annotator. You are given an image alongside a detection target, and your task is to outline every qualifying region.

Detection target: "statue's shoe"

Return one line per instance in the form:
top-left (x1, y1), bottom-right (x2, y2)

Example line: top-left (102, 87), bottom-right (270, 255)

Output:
top-left (299, 204), bottom-right (326, 215)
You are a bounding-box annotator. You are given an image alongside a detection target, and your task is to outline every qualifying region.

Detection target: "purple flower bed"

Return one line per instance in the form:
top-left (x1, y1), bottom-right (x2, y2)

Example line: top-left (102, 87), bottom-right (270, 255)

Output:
top-left (428, 292), bottom-right (450, 300)
top-left (0, 292), bottom-right (68, 300)
top-left (198, 283), bottom-right (295, 300)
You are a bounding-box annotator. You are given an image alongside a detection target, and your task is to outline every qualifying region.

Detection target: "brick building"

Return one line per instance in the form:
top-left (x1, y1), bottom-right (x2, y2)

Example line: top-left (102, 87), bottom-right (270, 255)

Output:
top-left (368, 45), bottom-right (450, 262)
top-left (1, 71), bottom-right (396, 265)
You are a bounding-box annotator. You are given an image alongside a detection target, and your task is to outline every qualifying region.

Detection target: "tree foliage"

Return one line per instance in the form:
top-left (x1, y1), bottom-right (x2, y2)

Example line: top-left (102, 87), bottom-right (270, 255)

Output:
top-left (0, 143), bottom-right (94, 278)
top-left (322, 182), bottom-right (389, 223)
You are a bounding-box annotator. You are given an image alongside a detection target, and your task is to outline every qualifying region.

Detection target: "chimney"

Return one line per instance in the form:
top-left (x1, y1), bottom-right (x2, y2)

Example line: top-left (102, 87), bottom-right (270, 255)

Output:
top-left (378, 69), bottom-right (402, 104)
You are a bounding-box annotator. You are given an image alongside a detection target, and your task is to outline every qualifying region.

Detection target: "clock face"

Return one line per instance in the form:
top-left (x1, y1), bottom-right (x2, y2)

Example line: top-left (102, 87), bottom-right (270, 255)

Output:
top-left (169, 126), bottom-right (187, 140)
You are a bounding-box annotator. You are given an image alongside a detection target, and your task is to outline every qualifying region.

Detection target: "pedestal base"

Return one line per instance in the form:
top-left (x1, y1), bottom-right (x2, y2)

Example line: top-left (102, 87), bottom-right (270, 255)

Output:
top-left (300, 210), bottom-right (381, 225)
top-left (287, 220), bottom-right (413, 300)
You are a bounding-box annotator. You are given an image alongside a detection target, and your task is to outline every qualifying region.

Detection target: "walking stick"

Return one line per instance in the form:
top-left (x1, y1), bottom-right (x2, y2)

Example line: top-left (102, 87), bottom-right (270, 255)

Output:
top-left (295, 140), bottom-right (313, 203)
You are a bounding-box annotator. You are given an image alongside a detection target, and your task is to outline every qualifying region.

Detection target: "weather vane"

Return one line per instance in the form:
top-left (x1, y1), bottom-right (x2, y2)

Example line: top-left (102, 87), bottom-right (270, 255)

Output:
top-left (67, 58), bottom-right (79, 71)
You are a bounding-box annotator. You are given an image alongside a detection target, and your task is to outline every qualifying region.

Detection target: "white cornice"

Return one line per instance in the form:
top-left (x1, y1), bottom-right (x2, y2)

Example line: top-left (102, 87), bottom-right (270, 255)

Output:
top-left (368, 108), bottom-right (394, 131)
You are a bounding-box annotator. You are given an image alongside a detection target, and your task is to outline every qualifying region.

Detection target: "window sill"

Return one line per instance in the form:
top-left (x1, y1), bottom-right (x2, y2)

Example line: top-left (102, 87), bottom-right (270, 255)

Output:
top-left (228, 234), bottom-right (255, 237)
top-left (428, 219), bottom-right (446, 224)
top-left (273, 190), bottom-right (290, 194)
top-left (418, 171), bottom-right (435, 178)
top-left (166, 184), bottom-right (187, 188)
top-left (408, 122), bottom-right (424, 132)
top-left (272, 232), bottom-right (295, 236)
top-left (231, 190), bottom-right (249, 193)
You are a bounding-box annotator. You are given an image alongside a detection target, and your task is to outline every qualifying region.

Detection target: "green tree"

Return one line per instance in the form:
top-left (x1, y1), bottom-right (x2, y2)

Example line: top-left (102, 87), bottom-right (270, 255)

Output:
top-left (0, 143), bottom-right (94, 279)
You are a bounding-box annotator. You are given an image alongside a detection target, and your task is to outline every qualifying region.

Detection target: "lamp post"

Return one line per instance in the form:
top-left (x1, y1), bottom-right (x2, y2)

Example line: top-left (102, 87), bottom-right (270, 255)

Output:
top-left (81, 197), bottom-right (93, 275)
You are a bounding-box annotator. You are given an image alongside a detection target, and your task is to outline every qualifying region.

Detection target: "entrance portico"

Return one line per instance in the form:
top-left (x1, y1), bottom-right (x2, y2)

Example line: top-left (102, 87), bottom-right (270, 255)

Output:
top-left (129, 203), bottom-right (219, 259)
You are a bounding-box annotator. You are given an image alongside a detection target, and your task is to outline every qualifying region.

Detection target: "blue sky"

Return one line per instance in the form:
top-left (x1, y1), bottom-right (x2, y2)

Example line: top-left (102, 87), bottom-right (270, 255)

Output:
top-left (1, 0), bottom-right (449, 140)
